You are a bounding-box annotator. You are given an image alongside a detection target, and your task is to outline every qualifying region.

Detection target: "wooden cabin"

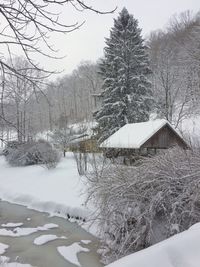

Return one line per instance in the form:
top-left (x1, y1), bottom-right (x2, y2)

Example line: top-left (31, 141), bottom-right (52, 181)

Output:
top-left (100, 119), bottom-right (188, 160)
top-left (69, 137), bottom-right (100, 153)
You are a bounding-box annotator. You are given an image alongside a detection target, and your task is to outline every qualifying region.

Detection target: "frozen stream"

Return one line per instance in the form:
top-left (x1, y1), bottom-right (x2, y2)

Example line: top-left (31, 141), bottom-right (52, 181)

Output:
top-left (0, 201), bottom-right (103, 267)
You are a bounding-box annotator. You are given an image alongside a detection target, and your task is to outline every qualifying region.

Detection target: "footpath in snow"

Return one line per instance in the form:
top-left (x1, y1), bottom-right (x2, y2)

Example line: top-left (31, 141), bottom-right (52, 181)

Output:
top-left (0, 153), bottom-right (89, 221)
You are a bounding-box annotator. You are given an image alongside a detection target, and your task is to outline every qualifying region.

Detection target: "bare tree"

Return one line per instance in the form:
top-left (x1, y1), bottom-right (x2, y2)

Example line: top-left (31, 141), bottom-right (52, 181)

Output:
top-left (45, 61), bottom-right (102, 125)
top-left (149, 33), bottom-right (190, 124)
top-left (148, 11), bottom-right (200, 127)
top-left (0, 1), bottom-right (115, 140)
top-left (0, 1), bottom-right (115, 77)
top-left (0, 57), bottom-right (44, 142)
top-left (75, 61), bottom-right (103, 111)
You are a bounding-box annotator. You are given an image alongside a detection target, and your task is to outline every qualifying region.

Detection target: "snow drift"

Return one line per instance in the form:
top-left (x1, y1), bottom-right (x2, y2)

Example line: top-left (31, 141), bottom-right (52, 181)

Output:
top-left (106, 223), bottom-right (200, 267)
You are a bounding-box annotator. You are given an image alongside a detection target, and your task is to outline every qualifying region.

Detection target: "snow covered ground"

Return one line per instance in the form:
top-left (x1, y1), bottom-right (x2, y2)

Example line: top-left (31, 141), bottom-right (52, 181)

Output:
top-left (0, 153), bottom-right (89, 221)
top-left (0, 243), bottom-right (9, 255)
top-left (0, 257), bottom-right (33, 267)
top-left (106, 223), bottom-right (200, 267)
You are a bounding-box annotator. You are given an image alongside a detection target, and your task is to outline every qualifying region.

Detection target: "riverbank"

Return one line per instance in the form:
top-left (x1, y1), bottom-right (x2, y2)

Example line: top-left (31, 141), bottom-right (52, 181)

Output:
top-left (0, 153), bottom-right (90, 223)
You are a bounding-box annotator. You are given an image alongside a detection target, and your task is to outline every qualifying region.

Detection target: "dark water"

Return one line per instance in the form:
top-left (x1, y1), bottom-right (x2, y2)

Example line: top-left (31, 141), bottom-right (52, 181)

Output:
top-left (0, 201), bottom-right (103, 267)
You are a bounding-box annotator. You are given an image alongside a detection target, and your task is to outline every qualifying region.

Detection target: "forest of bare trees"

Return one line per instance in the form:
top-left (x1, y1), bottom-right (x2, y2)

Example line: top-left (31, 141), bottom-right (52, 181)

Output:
top-left (1, 60), bottom-right (103, 143)
top-left (0, 0), bottom-right (112, 143)
top-left (0, 10), bottom-right (200, 143)
top-left (149, 11), bottom-right (200, 127)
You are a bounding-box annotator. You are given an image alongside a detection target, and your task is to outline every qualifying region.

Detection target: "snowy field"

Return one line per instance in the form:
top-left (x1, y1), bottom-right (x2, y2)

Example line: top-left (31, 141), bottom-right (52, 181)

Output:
top-left (0, 153), bottom-right (89, 221)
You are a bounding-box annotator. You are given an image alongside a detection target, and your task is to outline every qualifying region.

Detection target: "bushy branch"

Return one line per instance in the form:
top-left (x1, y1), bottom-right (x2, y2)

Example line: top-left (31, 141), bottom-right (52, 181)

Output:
top-left (86, 147), bottom-right (200, 263)
top-left (0, 0), bottom-right (115, 77)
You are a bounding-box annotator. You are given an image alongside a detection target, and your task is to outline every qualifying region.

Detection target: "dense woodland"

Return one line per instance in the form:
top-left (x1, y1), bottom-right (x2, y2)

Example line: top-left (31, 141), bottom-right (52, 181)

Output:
top-left (0, 10), bottom-right (200, 143)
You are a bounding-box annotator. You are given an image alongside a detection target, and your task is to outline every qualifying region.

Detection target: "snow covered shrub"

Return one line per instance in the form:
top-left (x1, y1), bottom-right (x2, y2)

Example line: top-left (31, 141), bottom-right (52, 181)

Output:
top-left (0, 148), bottom-right (4, 156)
top-left (35, 139), bottom-right (61, 169)
top-left (86, 147), bottom-right (200, 264)
top-left (4, 140), bottom-right (61, 168)
top-left (0, 256), bottom-right (9, 266)
top-left (2, 141), bottom-right (21, 156)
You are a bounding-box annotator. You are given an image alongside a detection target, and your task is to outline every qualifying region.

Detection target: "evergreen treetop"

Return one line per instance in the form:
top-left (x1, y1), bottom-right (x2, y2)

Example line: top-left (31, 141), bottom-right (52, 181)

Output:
top-left (94, 7), bottom-right (153, 143)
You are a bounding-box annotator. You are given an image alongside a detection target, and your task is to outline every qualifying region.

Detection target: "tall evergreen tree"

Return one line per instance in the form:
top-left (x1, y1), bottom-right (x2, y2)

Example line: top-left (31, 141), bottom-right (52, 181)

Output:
top-left (94, 8), bottom-right (153, 143)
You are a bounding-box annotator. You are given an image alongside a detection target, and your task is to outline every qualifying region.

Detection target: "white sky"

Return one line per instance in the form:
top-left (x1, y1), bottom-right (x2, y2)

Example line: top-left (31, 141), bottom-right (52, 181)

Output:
top-left (36, 0), bottom-right (200, 77)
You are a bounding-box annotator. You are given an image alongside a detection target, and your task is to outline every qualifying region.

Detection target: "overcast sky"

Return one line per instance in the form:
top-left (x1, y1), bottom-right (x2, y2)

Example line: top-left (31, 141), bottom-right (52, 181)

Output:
top-left (41, 0), bottom-right (200, 77)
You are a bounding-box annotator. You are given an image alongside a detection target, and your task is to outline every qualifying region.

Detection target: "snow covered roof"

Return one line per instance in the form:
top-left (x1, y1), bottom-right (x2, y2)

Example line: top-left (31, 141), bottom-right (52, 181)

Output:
top-left (100, 119), bottom-right (184, 149)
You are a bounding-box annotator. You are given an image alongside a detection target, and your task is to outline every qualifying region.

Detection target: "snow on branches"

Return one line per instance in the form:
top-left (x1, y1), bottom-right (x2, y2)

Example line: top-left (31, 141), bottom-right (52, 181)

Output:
top-left (94, 8), bottom-right (153, 143)
top-left (86, 147), bottom-right (200, 264)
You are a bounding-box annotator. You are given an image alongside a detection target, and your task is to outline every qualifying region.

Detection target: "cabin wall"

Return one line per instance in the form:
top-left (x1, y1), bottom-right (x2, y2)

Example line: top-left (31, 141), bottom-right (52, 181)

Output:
top-left (141, 125), bottom-right (186, 149)
top-left (69, 139), bottom-right (100, 153)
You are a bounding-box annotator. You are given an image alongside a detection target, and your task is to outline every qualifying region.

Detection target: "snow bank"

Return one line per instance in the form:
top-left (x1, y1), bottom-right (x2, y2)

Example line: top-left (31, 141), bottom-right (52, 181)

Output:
top-left (0, 153), bottom-right (89, 221)
top-left (106, 223), bottom-right (200, 267)
top-left (0, 256), bottom-right (33, 267)
top-left (1, 222), bottom-right (23, 228)
top-left (0, 243), bottom-right (9, 255)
